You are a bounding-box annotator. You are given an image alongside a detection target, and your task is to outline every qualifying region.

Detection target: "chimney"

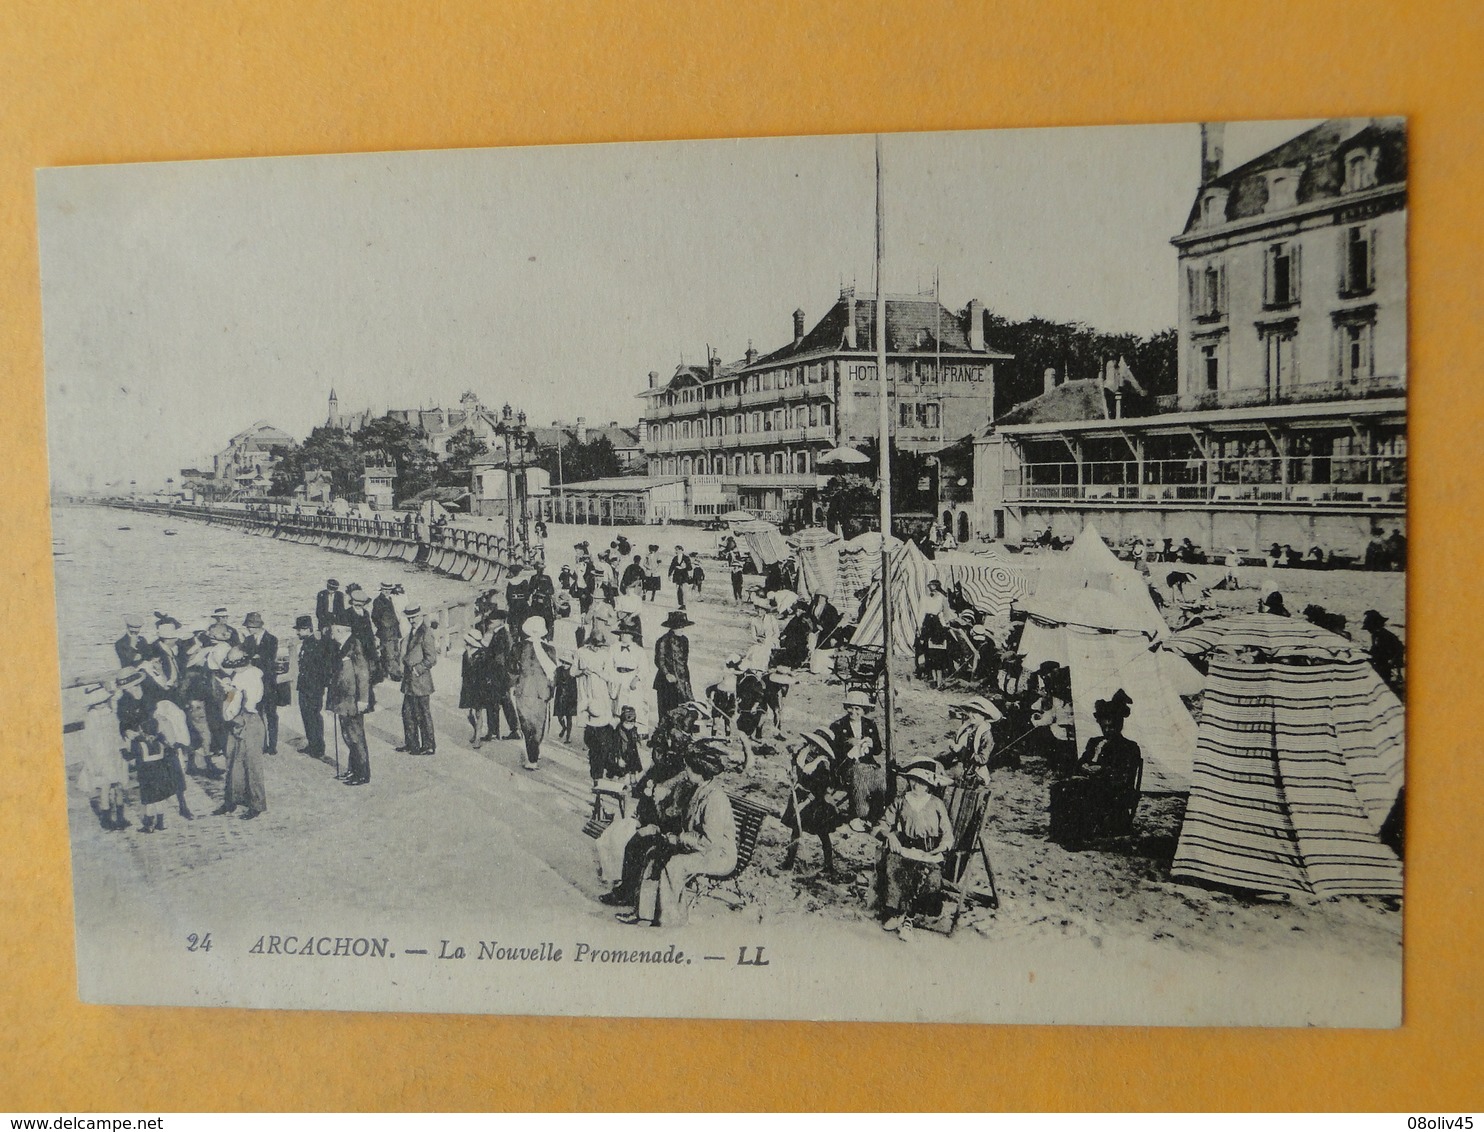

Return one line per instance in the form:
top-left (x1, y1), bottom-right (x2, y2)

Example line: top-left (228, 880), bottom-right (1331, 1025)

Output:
top-left (793, 308), bottom-right (806, 345)
top-left (1200, 122), bottom-right (1225, 186)
top-left (745, 339), bottom-right (757, 367)
top-left (966, 299), bottom-right (985, 351)
top-left (648, 369), bottom-right (660, 389)
top-left (708, 350), bottom-right (719, 380)
top-left (1043, 367), bottom-right (1058, 395)
top-left (843, 296), bottom-right (857, 350)
top-left (575, 416), bottom-right (588, 444)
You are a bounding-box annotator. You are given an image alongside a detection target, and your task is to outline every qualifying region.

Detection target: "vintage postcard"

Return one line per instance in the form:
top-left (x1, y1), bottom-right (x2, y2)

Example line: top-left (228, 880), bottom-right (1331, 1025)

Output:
top-left (38, 119), bottom-right (1407, 1025)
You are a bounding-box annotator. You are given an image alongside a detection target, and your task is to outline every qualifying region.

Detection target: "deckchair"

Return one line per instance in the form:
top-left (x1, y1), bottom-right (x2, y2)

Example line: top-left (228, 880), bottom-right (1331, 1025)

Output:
top-left (923, 780), bottom-right (1000, 936)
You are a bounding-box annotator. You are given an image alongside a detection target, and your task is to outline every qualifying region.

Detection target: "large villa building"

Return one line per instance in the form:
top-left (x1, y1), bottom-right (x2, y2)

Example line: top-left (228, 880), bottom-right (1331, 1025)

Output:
top-left (973, 117), bottom-right (1407, 555)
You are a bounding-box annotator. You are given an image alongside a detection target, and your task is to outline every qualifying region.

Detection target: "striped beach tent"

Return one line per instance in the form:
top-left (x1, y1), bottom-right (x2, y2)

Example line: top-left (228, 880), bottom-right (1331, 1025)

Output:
top-left (1171, 655), bottom-right (1404, 897)
top-left (790, 528), bottom-right (844, 602)
top-left (849, 539), bottom-right (935, 658)
top-left (835, 531), bottom-right (901, 604)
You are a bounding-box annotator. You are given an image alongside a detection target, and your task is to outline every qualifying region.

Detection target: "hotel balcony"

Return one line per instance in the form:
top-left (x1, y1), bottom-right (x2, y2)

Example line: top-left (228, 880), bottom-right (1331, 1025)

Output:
top-left (1002, 455), bottom-right (1406, 509)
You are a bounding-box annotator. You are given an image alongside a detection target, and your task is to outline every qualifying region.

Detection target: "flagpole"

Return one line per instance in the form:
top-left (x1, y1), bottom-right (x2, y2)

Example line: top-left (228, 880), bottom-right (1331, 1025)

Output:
top-left (874, 135), bottom-right (896, 774)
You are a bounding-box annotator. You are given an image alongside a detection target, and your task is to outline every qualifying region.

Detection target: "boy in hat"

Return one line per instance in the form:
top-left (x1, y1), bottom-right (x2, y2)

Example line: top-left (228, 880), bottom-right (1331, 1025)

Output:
top-left (241, 612), bottom-right (280, 754)
top-left (622, 739), bottom-right (737, 928)
top-left (293, 614), bottom-right (332, 759)
top-left (829, 689), bottom-right (886, 832)
top-left (398, 604), bottom-right (437, 756)
top-left (782, 727), bottom-right (847, 874)
top-left (653, 610), bottom-right (695, 721)
top-left (874, 759), bottom-right (953, 933)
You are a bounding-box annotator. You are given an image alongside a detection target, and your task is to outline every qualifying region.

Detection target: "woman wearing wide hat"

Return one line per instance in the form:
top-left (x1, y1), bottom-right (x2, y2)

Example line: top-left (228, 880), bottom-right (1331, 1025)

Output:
top-left (212, 649), bottom-right (267, 819)
top-left (653, 610), bottom-right (695, 721)
top-left (874, 758), bottom-right (953, 933)
top-left (829, 688), bottom-right (886, 832)
top-left (623, 740), bottom-right (737, 928)
top-left (1048, 689), bottom-right (1142, 846)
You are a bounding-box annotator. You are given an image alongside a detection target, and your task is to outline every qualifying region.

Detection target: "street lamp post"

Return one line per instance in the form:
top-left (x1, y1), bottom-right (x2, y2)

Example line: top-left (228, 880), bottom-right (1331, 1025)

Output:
top-left (494, 403), bottom-right (536, 559)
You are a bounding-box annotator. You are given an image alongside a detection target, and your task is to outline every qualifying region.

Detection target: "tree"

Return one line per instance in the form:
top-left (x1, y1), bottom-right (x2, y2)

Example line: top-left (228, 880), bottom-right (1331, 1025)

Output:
top-left (537, 434), bottom-right (622, 484)
top-left (440, 426), bottom-right (489, 487)
top-left (984, 313), bottom-right (1178, 417)
top-left (267, 427), bottom-right (362, 499)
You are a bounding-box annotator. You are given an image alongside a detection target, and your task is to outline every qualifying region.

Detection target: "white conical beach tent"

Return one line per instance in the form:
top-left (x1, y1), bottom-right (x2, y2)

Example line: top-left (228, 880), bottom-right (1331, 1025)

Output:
top-left (1017, 596), bottom-right (1196, 793)
top-left (1171, 655), bottom-right (1405, 897)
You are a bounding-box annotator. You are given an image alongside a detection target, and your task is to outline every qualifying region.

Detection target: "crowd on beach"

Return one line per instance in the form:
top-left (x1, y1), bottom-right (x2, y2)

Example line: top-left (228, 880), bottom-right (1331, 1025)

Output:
top-left (73, 518), bottom-right (1407, 935)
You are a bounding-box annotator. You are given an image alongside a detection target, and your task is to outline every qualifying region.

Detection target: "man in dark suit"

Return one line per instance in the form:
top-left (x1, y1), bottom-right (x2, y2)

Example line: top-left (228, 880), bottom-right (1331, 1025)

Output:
top-left (344, 585), bottom-right (382, 711)
top-left (370, 582), bottom-right (403, 683)
top-left (829, 689), bottom-right (887, 831)
top-left (292, 614), bottom-right (332, 759)
top-left (481, 608), bottom-right (520, 740)
top-left (653, 610), bottom-right (694, 721)
top-left (398, 604), bottom-right (437, 755)
top-left (316, 579), bottom-right (346, 634)
top-left (505, 567), bottom-right (531, 629)
top-left (326, 618), bottom-right (372, 785)
top-left (241, 611), bottom-right (280, 754)
top-left (115, 617), bottom-right (149, 668)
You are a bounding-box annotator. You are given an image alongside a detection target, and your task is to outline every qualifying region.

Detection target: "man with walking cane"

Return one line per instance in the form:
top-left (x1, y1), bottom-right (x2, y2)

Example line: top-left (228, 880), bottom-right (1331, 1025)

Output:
top-left (293, 616), bottom-right (332, 760)
top-left (327, 617), bottom-right (372, 786)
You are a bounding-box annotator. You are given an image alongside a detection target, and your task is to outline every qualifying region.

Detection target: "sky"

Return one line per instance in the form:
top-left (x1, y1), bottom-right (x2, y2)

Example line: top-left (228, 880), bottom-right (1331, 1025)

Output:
top-left (37, 119), bottom-right (1321, 490)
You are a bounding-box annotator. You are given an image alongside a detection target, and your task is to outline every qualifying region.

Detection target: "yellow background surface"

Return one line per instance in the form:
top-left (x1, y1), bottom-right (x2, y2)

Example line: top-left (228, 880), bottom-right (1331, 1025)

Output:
top-left (2, 0), bottom-right (1480, 1111)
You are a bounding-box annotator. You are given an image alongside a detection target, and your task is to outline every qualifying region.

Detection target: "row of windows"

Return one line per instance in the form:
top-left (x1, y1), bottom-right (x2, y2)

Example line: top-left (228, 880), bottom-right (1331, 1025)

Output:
top-left (1187, 224), bottom-right (1379, 321)
top-left (1194, 317), bottom-right (1379, 392)
top-left (652, 451), bottom-right (817, 477)
top-left (652, 403), bottom-right (835, 442)
top-left (658, 359), bottom-right (989, 407)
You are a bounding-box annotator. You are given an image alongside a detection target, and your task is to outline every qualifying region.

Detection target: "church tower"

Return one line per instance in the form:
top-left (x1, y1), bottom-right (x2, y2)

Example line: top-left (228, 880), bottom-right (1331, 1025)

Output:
top-left (327, 388), bottom-right (339, 427)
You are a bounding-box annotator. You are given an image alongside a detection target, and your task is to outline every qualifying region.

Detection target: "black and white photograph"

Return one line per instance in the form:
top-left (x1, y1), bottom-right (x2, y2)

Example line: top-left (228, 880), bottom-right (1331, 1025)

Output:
top-left (39, 117), bottom-right (1407, 1026)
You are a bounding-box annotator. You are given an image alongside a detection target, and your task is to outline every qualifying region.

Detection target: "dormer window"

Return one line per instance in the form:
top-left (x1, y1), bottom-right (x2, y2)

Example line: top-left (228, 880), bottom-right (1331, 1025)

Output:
top-left (1265, 168), bottom-right (1299, 211)
top-left (1201, 188), bottom-right (1228, 228)
top-left (1343, 147), bottom-right (1379, 193)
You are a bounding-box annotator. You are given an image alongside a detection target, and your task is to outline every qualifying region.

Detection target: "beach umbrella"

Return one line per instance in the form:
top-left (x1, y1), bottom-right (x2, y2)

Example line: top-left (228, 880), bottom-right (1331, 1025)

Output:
top-left (1165, 612), bottom-right (1367, 662)
top-left (818, 445), bottom-right (870, 466)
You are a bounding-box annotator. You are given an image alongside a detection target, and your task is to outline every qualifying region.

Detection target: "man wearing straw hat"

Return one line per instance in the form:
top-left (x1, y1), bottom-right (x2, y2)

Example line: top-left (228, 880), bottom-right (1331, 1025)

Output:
top-left (828, 689), bottom-right (886, 832)
top-left (398, 604), bottom-right (437, 757)
top-left (114, 616), bottom-right (149, 669)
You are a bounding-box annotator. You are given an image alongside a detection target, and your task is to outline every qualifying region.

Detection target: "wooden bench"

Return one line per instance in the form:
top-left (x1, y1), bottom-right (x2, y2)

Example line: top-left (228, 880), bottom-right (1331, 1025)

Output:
top-left (683, 791), bottom-right (776, 911)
